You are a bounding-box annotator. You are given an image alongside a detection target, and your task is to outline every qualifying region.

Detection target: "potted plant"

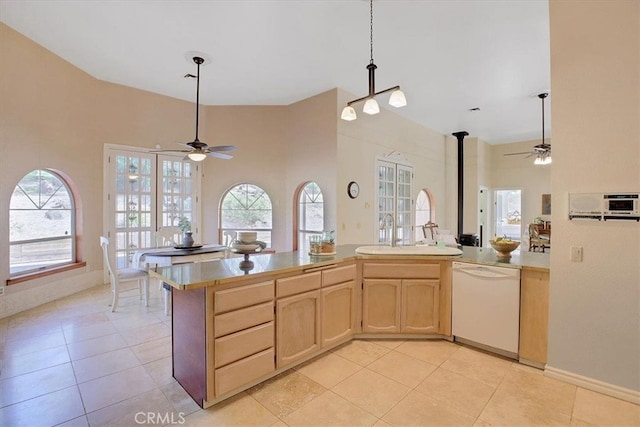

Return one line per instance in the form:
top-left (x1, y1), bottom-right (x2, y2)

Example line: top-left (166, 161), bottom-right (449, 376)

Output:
top-left (178, 216), bottom-right (194, 247)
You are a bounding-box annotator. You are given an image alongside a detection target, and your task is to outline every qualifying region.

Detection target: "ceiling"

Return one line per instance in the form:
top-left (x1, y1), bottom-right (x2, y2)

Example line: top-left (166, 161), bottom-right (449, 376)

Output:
top-left (0, 0), bottom-right (551, 144)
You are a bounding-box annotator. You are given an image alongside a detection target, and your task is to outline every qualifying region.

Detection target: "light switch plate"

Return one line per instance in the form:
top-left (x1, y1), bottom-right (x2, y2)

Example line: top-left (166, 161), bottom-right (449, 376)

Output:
top-left (570, 246), bottom-right (583, 262)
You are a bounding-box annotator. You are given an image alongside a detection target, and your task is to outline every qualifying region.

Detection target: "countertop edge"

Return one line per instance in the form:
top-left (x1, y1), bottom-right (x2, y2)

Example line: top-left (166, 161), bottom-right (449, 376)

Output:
top-left (152, 245), bottom-right (549, 290)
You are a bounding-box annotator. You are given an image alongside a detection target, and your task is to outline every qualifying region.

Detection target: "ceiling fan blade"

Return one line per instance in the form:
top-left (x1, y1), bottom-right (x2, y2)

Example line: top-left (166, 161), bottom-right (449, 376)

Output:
top-left (207, 151), bottom-right (233, 160)
top-left (151, 149), bottom-right (191, 153)
top-left (503, 152), bottom-right (531, 156)
top-left (208, 145), bottom-right (237, 152)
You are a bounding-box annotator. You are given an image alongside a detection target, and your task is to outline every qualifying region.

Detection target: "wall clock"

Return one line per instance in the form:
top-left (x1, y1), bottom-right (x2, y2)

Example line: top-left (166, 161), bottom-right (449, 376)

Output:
top-left (347, 181), bottom-right (360, 199)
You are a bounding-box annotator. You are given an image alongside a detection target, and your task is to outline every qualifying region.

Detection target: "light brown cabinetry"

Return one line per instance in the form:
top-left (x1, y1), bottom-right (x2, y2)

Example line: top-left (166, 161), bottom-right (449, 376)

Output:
top-left (212, 280), bottom-right (275, 397)
top-left (362, 279), bottom-right (401, 332)
top-left (321, 264), bottom-right (357, 347)
top-left (275, 272), bottom-right (322, 368)
top-left (519, 269), bottom-right (549, 367)
top-left (276, 264), bottom-right (357, 368)
top-left (362, 262), bottom-right (441, 334)
top-left (402, 279), bottom-right (440, 333)
top-left (276, 289), bottom-right (321, 368)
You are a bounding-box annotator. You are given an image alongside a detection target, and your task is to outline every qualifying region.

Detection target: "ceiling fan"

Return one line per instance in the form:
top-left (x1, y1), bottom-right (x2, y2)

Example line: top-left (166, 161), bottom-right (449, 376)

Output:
top-left (504, 93), bottom-right (551, 164)
top-left (154, 55), bottom-right (236, 162)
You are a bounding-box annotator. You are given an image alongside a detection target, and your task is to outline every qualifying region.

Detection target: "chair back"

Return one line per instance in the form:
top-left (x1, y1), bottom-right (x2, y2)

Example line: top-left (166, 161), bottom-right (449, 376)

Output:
top-left (156, 226), bottom-right (180, 247)
top-left (100, 236), bottom-right (116, 280)
top-left (223, 230), bottom-right (237, 246)
top-left (529, 223), bottom-right (540, 239)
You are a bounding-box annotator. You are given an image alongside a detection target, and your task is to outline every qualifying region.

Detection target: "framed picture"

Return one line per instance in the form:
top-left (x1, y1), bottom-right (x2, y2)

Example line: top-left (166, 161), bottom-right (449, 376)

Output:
top-left (542, 194), bottom-right (551, 215)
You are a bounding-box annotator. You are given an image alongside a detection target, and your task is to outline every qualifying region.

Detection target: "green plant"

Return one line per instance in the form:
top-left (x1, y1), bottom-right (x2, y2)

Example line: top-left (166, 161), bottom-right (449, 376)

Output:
top-left (178, 216), bottom-right (191, 233)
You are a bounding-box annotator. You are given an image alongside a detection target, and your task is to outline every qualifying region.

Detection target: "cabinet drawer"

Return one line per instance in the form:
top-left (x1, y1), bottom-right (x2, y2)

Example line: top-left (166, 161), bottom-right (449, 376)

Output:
top-left (276, 272), bottom-right (321, 298)
top-left (322, 264), bottom-right (356, 287)
top-left (363, 263), bottom-right (440, 279)
top-left (215, 348), bottom-right (275, 396)
top-left (214, 302), bottom-right (274, 338)
top-left (214, 281), bottom-right (274, 314)
top-left (215, 322), bottom-right (274, 367)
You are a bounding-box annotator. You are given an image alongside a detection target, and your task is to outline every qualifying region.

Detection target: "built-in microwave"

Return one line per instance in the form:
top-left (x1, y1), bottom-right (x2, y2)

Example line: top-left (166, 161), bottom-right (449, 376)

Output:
top-left (603, 193), bottom-right (639, 218)
top-left (569, 192), bottom-right (639, 221)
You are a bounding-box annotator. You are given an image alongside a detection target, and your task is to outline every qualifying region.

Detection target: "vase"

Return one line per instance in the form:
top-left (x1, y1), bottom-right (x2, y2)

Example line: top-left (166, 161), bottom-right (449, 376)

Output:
top-left (182, 232), bottom-right (194, 247)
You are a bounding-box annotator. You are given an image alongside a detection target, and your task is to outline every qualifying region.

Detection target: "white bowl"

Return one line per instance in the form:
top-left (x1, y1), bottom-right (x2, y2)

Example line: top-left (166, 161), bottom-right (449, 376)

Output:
top-left (237, 231), bottom-right (257, 243)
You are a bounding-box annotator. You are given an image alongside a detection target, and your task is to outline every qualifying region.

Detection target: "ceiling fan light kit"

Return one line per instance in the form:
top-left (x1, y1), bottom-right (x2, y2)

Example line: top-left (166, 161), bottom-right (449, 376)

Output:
top-left (534, 92), bottom-right (551, 165)
top-left (503, 92), bottom-right (551, 164)
top-left (341, 0), bottom-right (406, 121)
top-left (152, 52), bottom-right (236, 162)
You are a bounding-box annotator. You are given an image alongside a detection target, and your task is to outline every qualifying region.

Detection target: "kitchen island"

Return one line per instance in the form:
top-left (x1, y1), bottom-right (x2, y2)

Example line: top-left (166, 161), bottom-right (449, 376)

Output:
top-left (150, 244), bottom-right (549, 408)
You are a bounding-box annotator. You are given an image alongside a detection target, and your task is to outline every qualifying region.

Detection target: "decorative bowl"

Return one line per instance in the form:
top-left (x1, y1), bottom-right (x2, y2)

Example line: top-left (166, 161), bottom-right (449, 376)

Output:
top-left (237, 231), bottom-right (258, 243)
top-left (489, 239), bottom-right (520, 258)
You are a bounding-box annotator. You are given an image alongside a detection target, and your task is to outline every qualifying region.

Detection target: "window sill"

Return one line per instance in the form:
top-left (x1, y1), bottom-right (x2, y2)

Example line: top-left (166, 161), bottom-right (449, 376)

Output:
top-left (6, 262), bottom-right (87, 286)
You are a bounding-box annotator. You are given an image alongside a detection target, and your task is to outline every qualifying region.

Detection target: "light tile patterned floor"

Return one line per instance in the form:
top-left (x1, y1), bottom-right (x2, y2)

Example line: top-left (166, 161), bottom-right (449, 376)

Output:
top-left (0, 282), bottom-right (638, 426)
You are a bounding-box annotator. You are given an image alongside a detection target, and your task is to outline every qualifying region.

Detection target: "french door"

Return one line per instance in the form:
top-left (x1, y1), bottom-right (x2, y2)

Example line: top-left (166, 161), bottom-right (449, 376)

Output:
top-left (376, 159), bottom-right (413, 246)
top-left (105, 147), bottom-right (200, 268)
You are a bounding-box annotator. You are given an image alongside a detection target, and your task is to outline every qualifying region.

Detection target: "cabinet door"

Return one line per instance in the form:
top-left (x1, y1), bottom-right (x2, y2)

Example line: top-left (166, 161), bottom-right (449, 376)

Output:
top-left (276, 290), bottom-right (321, 368)
top-left (321, 281), bottom-right (356, 347)
top-left (401, 279), bottom-right (440, 334)
top-left (519, 269), bottom-right (549, 365)
top-left (362, 279), bottom-right (401, 333)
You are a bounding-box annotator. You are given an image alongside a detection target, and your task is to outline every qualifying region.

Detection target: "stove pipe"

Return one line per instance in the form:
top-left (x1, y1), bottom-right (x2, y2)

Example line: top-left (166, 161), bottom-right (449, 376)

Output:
top-left (452, 131), bottom-right (469, 240)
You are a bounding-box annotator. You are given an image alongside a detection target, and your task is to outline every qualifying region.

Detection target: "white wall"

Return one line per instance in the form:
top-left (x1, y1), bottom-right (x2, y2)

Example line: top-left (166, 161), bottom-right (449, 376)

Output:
top-left (336, 89), bottom-right (449, 245)
top-left (548, 0), bottom-right (639, 392)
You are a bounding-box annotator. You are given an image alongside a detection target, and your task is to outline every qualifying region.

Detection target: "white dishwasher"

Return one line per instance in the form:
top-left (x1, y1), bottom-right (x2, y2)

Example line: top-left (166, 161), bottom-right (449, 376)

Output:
top-left (452, 261), bottom-right (521, 358)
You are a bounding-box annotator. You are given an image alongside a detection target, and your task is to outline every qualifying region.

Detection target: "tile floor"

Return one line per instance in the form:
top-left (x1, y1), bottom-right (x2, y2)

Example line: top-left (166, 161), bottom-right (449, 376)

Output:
top-left (1, 282), bottom-right (638, 426)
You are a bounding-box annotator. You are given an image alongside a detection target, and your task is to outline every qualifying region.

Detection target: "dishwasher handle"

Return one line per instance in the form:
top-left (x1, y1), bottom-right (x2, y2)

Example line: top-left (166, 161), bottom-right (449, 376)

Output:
top-left (453, 263), bottom-right (519, 279)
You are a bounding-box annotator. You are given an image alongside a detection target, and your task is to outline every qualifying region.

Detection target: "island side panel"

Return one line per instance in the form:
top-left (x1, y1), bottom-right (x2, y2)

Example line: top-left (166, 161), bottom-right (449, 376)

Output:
top-left (172, 286), bottom-right (207, 407)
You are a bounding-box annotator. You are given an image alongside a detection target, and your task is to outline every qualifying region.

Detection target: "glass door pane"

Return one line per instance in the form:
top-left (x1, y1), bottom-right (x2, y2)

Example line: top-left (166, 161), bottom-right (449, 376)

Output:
top-left (376, 160), bottom-right (414, 245)
top-left (396, 164), bottom-right (413, 246)
top-left (110, 151), bottom-right (156, 268)
top-left (494, 189), bottom-right (522, 241)
top-left (158, 155), bottom-right (199, 239)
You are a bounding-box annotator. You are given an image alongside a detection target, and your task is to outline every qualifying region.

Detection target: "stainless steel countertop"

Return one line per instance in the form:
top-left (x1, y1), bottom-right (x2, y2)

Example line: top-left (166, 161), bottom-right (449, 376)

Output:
top-left (150, 244), bottom-right (550, 290)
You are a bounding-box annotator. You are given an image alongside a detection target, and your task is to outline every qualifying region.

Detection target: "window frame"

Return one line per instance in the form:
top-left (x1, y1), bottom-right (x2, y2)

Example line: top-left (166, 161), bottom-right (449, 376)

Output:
top-left (8, 169), bottom-right (79, 280)
top-left (219, 183), bottom-right (273, 247)
top-left (294, 181), bottom-right (324, 252)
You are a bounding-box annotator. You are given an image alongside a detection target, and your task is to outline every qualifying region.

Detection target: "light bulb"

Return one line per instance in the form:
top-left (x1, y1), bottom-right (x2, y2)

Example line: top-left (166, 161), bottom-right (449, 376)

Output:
top-left (341, 106), bottom-right (357, 121)
top-left (363, 98), bottom-right (380, 115)
top-left (389, 89), bottom-right (407, 107)
top-left (187, 152), bottom-right (207, 161)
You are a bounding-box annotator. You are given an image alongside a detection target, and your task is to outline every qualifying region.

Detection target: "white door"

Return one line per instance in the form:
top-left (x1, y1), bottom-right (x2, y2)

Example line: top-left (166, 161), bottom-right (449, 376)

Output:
top-left (494, 189), bottom-right (522, 241)
top-left (376, 160), bottom-right (413, 245)
top-left (105, 147), bottom-right (200, 268)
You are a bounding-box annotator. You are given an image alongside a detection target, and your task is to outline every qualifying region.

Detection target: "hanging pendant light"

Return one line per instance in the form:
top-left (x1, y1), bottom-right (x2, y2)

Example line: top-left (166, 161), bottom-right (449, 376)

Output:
top-left (341, 0), bottom-right (407, 121)
top-left (534, 93), bottom-right (551, 165)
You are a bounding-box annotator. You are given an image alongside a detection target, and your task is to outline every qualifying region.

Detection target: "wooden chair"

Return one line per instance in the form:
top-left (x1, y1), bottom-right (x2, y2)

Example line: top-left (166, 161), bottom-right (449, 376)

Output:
top-left (528, 223), bottom-right (551, 252)
top-left (100, 236), bottom-right (149, 312)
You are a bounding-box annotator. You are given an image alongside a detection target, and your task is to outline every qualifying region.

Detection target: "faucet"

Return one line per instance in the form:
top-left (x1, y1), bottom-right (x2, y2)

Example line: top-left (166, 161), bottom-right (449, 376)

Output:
top-left (380, 213), bottom-right (396, 247)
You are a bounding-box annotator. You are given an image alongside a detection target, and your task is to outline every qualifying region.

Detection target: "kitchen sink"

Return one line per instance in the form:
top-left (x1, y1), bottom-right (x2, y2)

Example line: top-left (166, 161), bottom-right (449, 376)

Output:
top-left (355, 245), bottom-right (463, 256)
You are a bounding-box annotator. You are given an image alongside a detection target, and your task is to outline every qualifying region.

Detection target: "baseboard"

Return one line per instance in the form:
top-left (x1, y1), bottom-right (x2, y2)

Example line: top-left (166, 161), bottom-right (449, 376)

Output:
top-left (545, 365), bottom-right (640, 405)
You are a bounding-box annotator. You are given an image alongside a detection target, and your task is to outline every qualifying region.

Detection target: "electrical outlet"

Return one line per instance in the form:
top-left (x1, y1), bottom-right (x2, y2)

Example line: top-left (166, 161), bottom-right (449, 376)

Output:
top-left (570, 246), bottom-right (583, 262)
top-left (0, 286), bottom-right (5, 296)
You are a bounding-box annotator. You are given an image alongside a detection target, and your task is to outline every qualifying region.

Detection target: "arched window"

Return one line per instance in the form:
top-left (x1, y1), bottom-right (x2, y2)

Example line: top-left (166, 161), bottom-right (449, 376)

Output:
top-left (415, 188), bottom-right (434, 241)
top-left (10, 170), bottom-right (76, 276)
top-left (220, 183), bottom-right (273, 247)
top-left (295, 182), bottom-right (324, 252)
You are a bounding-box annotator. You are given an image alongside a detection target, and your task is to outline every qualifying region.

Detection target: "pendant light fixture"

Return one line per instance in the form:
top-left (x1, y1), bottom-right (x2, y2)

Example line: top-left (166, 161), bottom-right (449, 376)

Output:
top-left (533, 93), bottom-right (551, 165)
top-left (341, 0), bottom-right (406, 121)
